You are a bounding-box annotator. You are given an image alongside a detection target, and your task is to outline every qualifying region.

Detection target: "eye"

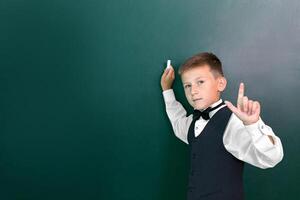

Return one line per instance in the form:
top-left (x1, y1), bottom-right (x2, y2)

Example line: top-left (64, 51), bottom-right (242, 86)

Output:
top-left (197, 80), bottom-right (204, 84)
top-left (184, 84), bottom-right (191, 89)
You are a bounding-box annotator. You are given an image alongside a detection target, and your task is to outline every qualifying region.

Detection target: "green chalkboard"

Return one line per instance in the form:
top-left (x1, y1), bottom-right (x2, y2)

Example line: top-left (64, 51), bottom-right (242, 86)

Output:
top-left (0, 0), bottom-right (299, 199)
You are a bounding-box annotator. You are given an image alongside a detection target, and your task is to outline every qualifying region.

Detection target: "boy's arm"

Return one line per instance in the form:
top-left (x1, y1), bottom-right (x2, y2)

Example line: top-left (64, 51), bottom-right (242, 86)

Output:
top-left (163, 89), bottom-right (192, 144)
top-left (224, 114), bottom-right (284, 169)
top-left (160, 66), bottom-right (192, 144)
top-left (224, 83), bottom-right (284, 168)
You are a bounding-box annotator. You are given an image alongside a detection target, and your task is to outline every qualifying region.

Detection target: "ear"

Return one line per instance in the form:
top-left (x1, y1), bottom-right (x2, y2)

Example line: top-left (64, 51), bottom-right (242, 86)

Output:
top-left (217, 77), bottom-right (227, 92)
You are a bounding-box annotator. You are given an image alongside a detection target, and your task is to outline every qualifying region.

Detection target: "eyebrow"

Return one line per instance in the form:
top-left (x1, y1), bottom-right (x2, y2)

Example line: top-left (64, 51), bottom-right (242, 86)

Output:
top-left (183, 77), bottom-right (206, 84)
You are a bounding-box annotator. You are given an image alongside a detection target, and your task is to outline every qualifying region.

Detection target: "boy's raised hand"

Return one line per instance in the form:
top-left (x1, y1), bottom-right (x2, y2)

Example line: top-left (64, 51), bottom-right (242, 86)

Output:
top-left (160, 66), bottom-right (175, 91)
top-left (225, 83), bottom-right (260, 125)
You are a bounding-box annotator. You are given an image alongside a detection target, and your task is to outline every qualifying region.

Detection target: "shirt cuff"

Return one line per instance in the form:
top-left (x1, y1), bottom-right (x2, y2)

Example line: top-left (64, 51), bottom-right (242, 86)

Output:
top-left (162, 89), bottom-right (176, 103)
top-left (244, 117), bottom-right (276, 145)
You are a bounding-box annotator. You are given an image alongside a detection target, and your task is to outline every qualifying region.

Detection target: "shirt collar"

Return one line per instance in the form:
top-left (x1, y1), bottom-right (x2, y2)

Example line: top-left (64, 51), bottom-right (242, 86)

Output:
top-left (197, 99), bottom-right (223, 111)
top-left (209, 99), bottom-right (225, 117)
top-left (193, 99), bottom-right (225, 120)
top-left (210, 99), bottom-right (223, 109)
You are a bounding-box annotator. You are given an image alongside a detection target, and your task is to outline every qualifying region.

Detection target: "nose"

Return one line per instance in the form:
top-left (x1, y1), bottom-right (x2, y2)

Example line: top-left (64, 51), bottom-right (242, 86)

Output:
top-left (191, 84), bottom-right (199, 95)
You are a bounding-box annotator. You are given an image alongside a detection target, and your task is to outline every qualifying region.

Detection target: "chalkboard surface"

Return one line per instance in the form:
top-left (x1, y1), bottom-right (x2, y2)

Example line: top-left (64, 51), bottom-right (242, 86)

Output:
top-left (1, 0), bottom-right (299, 199)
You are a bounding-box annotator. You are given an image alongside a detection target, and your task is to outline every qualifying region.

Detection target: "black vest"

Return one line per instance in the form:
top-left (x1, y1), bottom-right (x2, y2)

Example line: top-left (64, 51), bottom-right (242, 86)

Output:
top-left (187, 106), bottom-right (245, 200)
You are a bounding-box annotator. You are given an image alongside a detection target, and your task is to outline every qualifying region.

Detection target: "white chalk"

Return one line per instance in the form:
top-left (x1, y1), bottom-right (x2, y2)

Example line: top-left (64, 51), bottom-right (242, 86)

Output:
top-left (166, 60), bottom-right (171, 68)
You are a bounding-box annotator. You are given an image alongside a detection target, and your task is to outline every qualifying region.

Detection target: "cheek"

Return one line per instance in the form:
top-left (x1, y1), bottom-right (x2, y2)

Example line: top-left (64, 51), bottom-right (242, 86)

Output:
top-left (185, 91), bottom-right (193, 101)
top-left (184, 90), bottom-right (190, 96)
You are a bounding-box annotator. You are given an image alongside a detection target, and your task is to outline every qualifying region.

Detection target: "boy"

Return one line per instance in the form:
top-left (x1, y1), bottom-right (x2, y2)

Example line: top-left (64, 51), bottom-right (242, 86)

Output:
top-left (160, 52), bottom-right (284, 200)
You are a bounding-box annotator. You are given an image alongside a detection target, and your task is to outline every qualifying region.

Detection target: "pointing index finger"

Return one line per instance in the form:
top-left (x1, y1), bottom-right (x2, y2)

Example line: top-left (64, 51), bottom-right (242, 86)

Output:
top-left (237, 82), bottom-right (245, 108)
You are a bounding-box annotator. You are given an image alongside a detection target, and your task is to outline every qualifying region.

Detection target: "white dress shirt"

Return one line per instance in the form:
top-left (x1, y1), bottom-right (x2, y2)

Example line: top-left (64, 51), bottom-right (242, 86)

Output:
top-left (163, 89), bottom-right (284, 169)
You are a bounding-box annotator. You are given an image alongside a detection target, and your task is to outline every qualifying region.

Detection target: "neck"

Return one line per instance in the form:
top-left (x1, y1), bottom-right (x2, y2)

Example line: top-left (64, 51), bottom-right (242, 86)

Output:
top-left (199, 99), bottom-right (222, 111)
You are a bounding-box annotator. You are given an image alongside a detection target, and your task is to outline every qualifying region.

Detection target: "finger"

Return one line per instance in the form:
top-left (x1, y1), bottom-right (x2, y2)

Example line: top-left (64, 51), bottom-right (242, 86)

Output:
top-left (248, 100), bottom-right (253, 115)
top-left (164, 68), bottom-right (171, 77)
top-left (167, 66), bottom-right (175, 74)
top-left (257, 101), bottom-right (261, 116)
top-left (225, 100), bottom-right (241, 115)
top-left (171, 70), bottom-right (175, 79)
top-left (252, 101), bottom-right (257, 115)
top-left (163, 68), bottom-right (168, 75)
top-left (253, 101), bottom-right (261, 116)
top-left (166, 65), bottom-right (174, 71)
top-left (243, 96), bottom-right (248, 113)
top-left (169, 69), bottom-right (175, 79)
top-left (237, 83), bottom-right (245, 110)
top-left (169, 68), bottom-right (174, 76)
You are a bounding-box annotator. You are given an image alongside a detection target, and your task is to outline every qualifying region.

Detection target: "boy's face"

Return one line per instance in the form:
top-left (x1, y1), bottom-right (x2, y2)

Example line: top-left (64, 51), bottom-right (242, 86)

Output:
top-left (181, 65), bottom-right (227, 110)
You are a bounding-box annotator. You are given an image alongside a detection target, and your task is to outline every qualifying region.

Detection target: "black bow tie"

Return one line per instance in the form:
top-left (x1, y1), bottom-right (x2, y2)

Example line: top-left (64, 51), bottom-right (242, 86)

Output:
top-left (193, 101), bottom-right (225, 121)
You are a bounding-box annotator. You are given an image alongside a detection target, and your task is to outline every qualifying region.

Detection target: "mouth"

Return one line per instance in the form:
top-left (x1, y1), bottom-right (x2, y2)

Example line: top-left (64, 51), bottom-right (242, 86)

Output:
top-left (193, 98), bottom-right (203, 102)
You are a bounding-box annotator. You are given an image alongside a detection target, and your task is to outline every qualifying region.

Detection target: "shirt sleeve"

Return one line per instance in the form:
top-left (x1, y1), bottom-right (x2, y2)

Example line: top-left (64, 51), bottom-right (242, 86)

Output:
top-left (223, 113), bottom-right (284, 169)
top-left (162, 89), bottom-right (192, 144)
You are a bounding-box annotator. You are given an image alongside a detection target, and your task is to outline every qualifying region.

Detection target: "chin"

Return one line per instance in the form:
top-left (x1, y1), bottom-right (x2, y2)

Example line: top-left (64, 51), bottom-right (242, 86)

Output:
top-left (193, 104), bottom-right (203, 110)
top-left (194, 103), bottom-right (209, 110)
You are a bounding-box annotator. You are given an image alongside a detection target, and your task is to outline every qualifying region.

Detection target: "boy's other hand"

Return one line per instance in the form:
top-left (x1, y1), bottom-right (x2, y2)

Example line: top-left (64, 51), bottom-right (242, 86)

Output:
top-left (161, 66), bottom-right (175, 91)
top-left (225, 83), bottom-right (260, 126)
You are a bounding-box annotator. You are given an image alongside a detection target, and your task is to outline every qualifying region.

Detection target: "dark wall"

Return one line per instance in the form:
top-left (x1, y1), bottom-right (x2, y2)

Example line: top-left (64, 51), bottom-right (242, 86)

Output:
top-left (1, 0), bottom-right (299, 199)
